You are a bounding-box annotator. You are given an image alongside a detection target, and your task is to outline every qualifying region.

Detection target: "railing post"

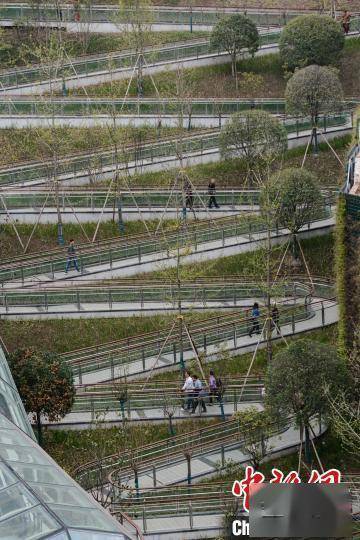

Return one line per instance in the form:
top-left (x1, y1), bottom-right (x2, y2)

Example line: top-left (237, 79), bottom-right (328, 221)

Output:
top-left (91, 398), bottom-right (95, 421)
top-left (173, 342), bottom-right (177, 364)
top-left (78, 366), bottom-right (82, 385)
top-left (109, 249), bottom-right (113, 269)
top-left (233, 325), bottom-right (237, 348)
top-left (221, 445), bottom-right (225, 467)
top-left (142, 348), bottom-right (146, 371)
top-left (321, 301), bottom-right (325, 326)
top-left (110, 358), bottom-right (114, 380)
top-left (222, 229), bottom-right (225, 247)
top-left (44, 292), bottom-right (48, 311)
top-left (152, 465), bottom-right (157, 487)
top-left (142, 508), bottom-right (147, 533)
top-left (292, 313), bottom-right (295, 333)
top-left (138, 245), bottom-right (141, 262)
top-left (234, 389), bottom-right (237, 411)
top-left (189, 502), bottom-right (193, 530)
top-left (109, 291), bottom-right (112, 310)
top-left (76, 291), bottom-right (80, 311)
top-left (203, 334), bottom-right (207, 353)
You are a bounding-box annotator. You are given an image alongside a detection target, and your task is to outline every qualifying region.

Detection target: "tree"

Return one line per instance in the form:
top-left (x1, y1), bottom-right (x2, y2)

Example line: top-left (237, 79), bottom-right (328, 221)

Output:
top-left (279, 15), bottom-right (345, 71)
top-left (219, 110), bottom-right (287, 184)
top-left (285, 64), bottom-right (343, 154)
top-left (261, 167), bottom-right (323, 259)
top-left (7, 348), bottom-right (75, 446)
top-left (233, 407), bottom-right (273, 470)
top-left (118, 0), bottom-right (154, 98)
top-left (210, 14), bottom-right (259, 89)
top-left (265, 339), bottom-right (348, 463)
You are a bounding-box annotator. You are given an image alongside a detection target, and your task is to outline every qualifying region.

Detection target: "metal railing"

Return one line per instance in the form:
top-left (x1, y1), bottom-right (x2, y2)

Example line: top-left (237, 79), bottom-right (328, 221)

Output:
top-left (59, 282), bottom-right (335, 382)
top-left (0, 208), bottom-right (334, 285)
top-left (75, 414), bottom-right (292, 492)
top-left (0, 277), bottom-right (314, 312)
top-left (0, 112), bottom-right (352, 188)
top-left (0, 4), bottom-right (304, 27)
top-left (0, 31), bottom-right (281, 90)
top-left (0, 186), bottom-right (337, 212)
top-left (72, 378), bottom-right (264, 420)
top-left (0, 97), bottom-right (358, 119)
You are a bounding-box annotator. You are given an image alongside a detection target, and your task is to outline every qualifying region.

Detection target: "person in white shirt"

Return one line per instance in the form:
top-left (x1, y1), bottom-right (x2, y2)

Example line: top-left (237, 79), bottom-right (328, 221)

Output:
top-left (181, 370), bottom-right (194, 412)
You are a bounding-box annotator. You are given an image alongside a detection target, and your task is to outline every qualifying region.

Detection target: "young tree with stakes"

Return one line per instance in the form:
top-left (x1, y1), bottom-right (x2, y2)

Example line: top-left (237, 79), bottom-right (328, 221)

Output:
top-left (219, 110), bottom-right (288, 185)
top-left (285, 64), bottom-right (344, 155)
top-left (261, 167), bottom-right (324, 264)
top-left (210, 14), bottom-right (259, 89)
top-left (265, 339), bottom-right (348, 464)
top-left (7, 348), bottom-right (75, 447)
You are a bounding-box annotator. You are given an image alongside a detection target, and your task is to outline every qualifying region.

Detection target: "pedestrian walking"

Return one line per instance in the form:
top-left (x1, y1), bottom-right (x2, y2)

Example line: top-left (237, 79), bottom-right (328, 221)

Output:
top-left (184, 179), bottom-right (196, 219)
top-left (208, 369), bottom-right (217, 405)
top-left (249, 302), bottom-right (261, 337)
top-left (271, 303), bottom-right (281, 335)
top-left (65, 239), bottom-right (80, 273)
top-left (208, 179), bottom-right (220, 209)
top-left (181, 370), bottom-right (194, 412)
top-left (191, 375), bottom-right (207, 414)
top-left (341, 10), bottom-right (351, 34)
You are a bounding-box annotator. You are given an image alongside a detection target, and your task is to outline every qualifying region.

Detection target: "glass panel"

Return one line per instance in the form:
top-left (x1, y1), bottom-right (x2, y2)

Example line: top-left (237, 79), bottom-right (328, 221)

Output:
top-left (0, 462), bottom-right (17, 490)
top-left (46, 533), bottom-right (68, 540)
top-left (49, 506), bottom-right (120, 532)
top-left (0, 444), bottom-right (50, 466)
top-left (30, 484), bottom-right (93, 508)
top-left (0, 505), bottom-right (61, 540)
top-left (0, 483), bottom-right (37, 522)
top-left (0, 429), bottom-right (31, 447)
top-left (69, 531), bottom-right (128, 540)
top-left (10, 463), bottom-right (73, 486)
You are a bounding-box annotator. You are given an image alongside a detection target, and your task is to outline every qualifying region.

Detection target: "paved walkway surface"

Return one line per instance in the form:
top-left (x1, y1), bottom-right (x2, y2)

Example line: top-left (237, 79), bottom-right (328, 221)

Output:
top-left (45, 401), bottom-right (263, 429)
top-left (70, 298), bottom-right (338, 385)
top-left (0, 204), bottom-right (255, 224)
top-left (3, 214), bottom-right (334, 288)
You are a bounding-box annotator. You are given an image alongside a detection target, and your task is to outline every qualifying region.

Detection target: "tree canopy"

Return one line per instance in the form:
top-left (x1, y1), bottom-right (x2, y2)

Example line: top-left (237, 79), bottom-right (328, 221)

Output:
top-left (265, 339), bottom-right (348, 429)
top-left (285, 64), bottom-right (343, 125)
top-left (210, 14), bottom-right (259, 84)
top-left (219, 110), bottom-right (288, 183)
top-left (8, 348), bottom-right (75, 445)
top-left (279, 15), bottom-right (345, 71)
top-left (261, 167), bottom-right (323, 234)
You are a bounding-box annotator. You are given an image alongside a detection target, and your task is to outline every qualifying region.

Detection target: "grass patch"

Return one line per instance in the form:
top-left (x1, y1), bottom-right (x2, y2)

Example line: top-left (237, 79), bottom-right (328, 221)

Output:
top-left (149, 325), bottom-right (338, 385)
top-left (76, 39), bottom-right (360, 98)
top-left (0, 218), bottom-right (178, 258)
top-left (111, 136), bottom-right (350, 188)
top-left (0, 310), bottom-right (223, 354)
top-left (0, 28), bottom-right (209, 68)
top-left (137, 233), bottom-right (336, 281)
top-left (0, 125), bottom-right (189, 167)
top-left (43, 417), bottom-right (218, 475)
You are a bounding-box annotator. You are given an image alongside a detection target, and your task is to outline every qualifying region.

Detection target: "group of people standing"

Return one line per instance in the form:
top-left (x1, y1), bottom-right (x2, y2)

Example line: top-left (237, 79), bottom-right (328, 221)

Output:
top-left (181, 369), bottom-right (222, 414)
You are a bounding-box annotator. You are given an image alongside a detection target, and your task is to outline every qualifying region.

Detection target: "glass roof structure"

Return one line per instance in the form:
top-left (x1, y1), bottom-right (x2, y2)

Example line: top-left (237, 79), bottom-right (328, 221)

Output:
top-left (0, 345), bottom-right (131, 540)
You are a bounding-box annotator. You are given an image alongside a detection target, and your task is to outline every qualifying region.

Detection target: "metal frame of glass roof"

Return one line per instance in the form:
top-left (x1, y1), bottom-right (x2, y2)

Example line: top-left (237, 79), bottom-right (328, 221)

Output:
top-left (0, 345), bottom-right (131, 540)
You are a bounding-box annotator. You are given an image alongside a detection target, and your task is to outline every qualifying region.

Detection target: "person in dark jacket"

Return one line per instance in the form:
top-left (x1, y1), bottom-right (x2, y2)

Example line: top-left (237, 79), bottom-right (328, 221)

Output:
top-left (249, 302), bottom-right (260, 337)
top-left (65, 239), bottom-right (80, 273)
top-left (208, 179), bottom-right (220, 209)
top-left (271, 303), bottom-right (281, 335)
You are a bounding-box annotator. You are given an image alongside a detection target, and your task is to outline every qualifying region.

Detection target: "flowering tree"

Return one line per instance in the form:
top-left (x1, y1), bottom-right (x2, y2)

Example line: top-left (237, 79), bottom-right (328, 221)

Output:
top-left (7, 348), bottom-right (75, 446)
